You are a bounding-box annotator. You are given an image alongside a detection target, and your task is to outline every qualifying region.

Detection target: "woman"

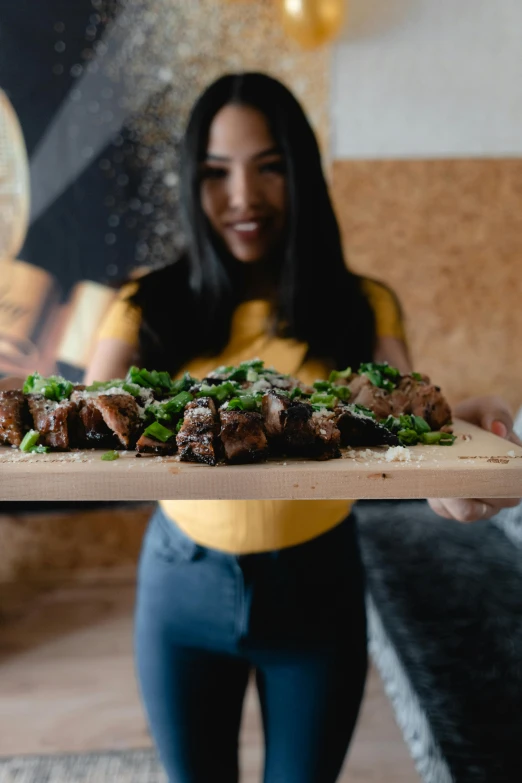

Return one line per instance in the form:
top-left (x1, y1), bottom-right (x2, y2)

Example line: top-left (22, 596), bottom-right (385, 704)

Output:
top-left (85, 72), bottom-right (518, 782)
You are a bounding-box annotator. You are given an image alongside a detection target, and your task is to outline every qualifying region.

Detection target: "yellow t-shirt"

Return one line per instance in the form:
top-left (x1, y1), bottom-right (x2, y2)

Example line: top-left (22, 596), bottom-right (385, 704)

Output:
top-left (96, 278), bottom-right (405, 554)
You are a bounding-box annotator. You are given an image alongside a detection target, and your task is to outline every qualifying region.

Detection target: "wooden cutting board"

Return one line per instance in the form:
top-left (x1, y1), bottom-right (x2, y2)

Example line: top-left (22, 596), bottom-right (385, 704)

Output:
top-left (0, 419), bottom-right (520, 501)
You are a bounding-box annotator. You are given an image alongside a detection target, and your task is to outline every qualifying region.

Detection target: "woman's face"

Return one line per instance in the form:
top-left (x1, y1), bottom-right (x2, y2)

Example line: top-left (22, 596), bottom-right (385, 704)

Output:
top-left (200, 104), bottom-right (287, 263)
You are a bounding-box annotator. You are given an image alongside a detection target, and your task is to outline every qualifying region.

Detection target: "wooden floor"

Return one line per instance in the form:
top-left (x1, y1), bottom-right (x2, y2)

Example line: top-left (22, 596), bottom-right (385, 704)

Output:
top-left (0, 581), bottom-right (420, 782)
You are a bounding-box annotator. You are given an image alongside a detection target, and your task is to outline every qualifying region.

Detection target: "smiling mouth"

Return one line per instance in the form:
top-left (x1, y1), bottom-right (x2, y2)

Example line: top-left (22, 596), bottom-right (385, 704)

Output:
top-left (227, 219), bottom-right (267, 241)
top-left (233, 221), bottom-right (260, 232)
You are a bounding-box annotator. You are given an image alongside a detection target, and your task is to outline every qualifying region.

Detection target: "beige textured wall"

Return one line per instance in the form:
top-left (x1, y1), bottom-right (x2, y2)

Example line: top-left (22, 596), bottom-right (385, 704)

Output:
top-left (331, 159), bottom-right (522, 413)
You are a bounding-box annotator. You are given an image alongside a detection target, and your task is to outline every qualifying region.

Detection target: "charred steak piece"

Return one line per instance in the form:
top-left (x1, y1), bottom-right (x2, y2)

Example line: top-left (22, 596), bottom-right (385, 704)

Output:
top-left (71, 394), bottom-right (119, 449)
top-left (348, 375), bottom-right (393, 420)
top-left (93, 393), bottom-right (141, 449)
top-left (219, 409), bottom-right (269, 464)
top-left (27, 395), bottom-right (77, 451)
top-left (308, 409), bottom-right (342, 460)
top-left (136, 434), bottom-right (177, 455)
top-left (408, 384), bottom-right (452, 430)
top-left (335, 406), bottom-right (399, 448)
top-left (391, 375), bottom-right (452, 430)
top-left (176, 397), bottom-right (220, 465)
top-left (0, 390), bottom-right (29, 447)
top-left (261, 390), bottom-right (291, 443)
top-left (282, 401), bottom-right (341, 461)
top-left (71, 391), bottom-right (141, 449)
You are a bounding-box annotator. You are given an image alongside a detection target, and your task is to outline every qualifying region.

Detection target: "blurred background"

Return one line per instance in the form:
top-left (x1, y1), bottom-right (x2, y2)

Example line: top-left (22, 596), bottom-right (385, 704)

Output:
top-left (0, 2), bottom-right (521, 782)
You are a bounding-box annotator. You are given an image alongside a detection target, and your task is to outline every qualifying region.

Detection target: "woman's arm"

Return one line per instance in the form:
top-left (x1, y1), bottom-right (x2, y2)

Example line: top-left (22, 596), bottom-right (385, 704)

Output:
top-left (373, 336), bottom-right (412, 374)
top-left (0, 376), bottom-right (25, 391)
top-left (84, 338), bottom-right (140, 385)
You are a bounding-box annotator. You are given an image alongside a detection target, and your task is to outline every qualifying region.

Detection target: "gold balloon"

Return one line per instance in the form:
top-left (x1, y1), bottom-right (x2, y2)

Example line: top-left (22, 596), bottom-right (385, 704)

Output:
top-left (279, 0), bottom-right (346, 49)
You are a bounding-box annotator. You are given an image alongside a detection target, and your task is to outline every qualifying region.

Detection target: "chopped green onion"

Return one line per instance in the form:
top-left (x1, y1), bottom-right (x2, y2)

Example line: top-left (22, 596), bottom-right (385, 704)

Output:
top-left (331, 385), bottom-right (351, 401)
top-left (196, 381), bottom-right (239, 403)
top-left (395, 414), bottom-right (431, 436)
top-left (310, 392), bottom-right (337, 409)
top-left (23, 373), bottom-right (73, 402)
top-left (20, 430), bottom-right (40, 452)
top-left (329, 367), bottom-right (351, 383)
top-left (101, 450), bottom-right (120, 461)
top-left (359, 362), bottom-right (401, 393)
top-left (412, 372), bottom-right (423, 381)
top-left (382, 415), bottom-right (401, 432)
top-left (227, 395), bottom-right (261, 411)
top-left (86, 379), bottom-right (120, 391)
top-left (362, 368), bottom-right (382, 387)
top-left (165, 391), bottom-right (192, 413)
top-left (420, 431), bottom-right (442, 445)
top-left (440, 434), bottom-right (457, 446)
top-left (419, 431), bottom-right (456, 446)
top-left (85, 379), bottom-right (142, 397)
top-left (313, 380), bottom-right (331, 392)
top-left (145, 391), bottom-right (193, 425)
top-left (397, 429), bottom-right (419, 446)
top-left (30, 445), bottom-right (50, 454)
top-left (170, 373), bottom-right (197, 394)
top-left (413, 415), bottom-right (431, 434)
top-left (349, 404), bottom-right (376, 419)
top-left (225, 359), bottom-right (266, 382)
top-left (121, 382), bottom-right (142, 397)
top-left (290, 387), bottom-right (307, 399)
top-left (143, 422), bottom-right (176, 443)
top-left (127, 366), bottom-right (181, 394)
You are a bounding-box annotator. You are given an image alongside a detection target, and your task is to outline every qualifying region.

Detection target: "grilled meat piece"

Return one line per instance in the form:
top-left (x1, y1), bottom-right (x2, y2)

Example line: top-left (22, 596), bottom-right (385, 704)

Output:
top-left (408, 384), bottom-right (452, 430)
top-left (389, 388), bottom-right (411, 417)
top-left (219, 409), bottom-right (269, 464)
top-left (0, 390), bottom-right (29, 447)
top-left (136, 434), bottom-right (177, 455)
top-left (282, 401), bottom-right (341, 460)
top-left (71, 391), bottom-right (141, 449)
top-left (348, 372), bottom-right (452, 430)
top-left (261, 390), bottom-right (291, 442)
top-left (27, 395), bottom-right (78, 451)
top-left (348, 375), bottom-right (393, 420)
top-left (94, 393), bottom-right (141, 448)
top-left (391, 375), bottom-right (452, 430)
top-left (71, 395), bottom-right (119, 449)
top-left (177, 397), bottom-right (220, 465)
top-left (335, 406), bottom-right (399, 447)
top-left (308, 410), bottom-right (342, 460)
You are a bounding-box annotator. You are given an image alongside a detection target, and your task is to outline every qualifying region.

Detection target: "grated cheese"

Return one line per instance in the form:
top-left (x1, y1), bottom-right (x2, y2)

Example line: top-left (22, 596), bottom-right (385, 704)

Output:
top-left (385, 446), bottom-right (413, 462)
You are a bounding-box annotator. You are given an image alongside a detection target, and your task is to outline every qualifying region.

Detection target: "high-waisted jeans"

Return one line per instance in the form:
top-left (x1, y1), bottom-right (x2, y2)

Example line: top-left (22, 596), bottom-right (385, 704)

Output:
top-left (135, 506), bottom-right (368, 783)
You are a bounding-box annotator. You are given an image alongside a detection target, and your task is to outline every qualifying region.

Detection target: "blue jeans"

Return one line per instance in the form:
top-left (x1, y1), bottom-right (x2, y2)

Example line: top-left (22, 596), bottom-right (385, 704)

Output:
top-left (135, 506), bottom-right (367, 783)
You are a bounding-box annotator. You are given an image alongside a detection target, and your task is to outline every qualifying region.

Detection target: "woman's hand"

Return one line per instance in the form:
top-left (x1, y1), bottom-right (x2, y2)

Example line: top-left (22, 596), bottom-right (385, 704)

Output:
top-left (453, 395), bottom-right (522, 446)
top-left (84, 338), bottom-right (138, 384)
top-left (428, 395), bottom-right (521, 522)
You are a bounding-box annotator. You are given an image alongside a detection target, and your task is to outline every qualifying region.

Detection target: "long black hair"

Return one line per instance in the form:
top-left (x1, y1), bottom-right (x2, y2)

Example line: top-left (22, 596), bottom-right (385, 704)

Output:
top-left (131, 72), bottom-right (376, 373)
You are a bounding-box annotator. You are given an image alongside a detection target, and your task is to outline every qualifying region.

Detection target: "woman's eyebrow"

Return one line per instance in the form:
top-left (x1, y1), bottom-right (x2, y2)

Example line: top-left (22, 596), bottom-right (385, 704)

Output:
top-left (252, 146), bottom-right (281, 160)
top-left (205, 146), bottom-right (281, 163)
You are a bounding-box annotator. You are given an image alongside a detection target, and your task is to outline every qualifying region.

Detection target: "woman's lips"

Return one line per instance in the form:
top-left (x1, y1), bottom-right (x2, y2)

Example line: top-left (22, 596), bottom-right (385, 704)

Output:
top-left (226, 220), bottom-right (266, 242)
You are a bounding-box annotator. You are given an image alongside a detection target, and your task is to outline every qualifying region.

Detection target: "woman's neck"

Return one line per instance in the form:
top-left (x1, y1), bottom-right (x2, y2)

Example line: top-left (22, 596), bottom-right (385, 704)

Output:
top-left (239, 254), bottom-right (281, 302)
